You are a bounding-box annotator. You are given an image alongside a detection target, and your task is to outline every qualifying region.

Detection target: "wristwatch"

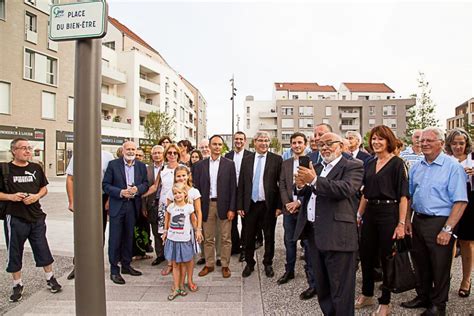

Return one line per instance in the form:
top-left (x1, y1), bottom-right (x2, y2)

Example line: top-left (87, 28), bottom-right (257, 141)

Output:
top-left (442, 225), bottom-right (452, 233)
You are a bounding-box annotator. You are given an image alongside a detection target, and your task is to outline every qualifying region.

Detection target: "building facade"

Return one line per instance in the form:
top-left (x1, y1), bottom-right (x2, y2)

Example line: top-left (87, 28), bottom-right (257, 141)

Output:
top-left (0, 1), bottom-right (206, 176)
top-left (446, 98), bottom-right (474, 131)
top-left (245, 82), bottom-right (416, 150)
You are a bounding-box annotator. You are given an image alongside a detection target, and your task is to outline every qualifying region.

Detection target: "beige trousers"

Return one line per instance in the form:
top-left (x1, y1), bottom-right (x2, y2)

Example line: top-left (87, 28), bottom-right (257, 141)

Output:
top-left (203, 201), bottom-right (232, 267)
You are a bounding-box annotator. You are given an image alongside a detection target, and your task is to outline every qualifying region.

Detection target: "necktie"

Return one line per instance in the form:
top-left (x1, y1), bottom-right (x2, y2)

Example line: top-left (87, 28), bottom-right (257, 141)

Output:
top-left (316, 152), bottom-right (322, 164)
top-left (252, 155), bottom-right (263, 202)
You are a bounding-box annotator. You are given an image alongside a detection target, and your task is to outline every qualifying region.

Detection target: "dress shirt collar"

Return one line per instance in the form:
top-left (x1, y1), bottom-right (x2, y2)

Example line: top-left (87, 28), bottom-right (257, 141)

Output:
top-left (321, 154), bottom-right (343, 170)
top-left (256, 151), bottom-right (267, 158)
top-left (421, 152), bottom-right (446, 166)
top-left (123, 157), bottom-right (135, 167)
top-left (210, 155), bottom-right (221, 162)
top-left (351, 148), bottom-right (360, 158)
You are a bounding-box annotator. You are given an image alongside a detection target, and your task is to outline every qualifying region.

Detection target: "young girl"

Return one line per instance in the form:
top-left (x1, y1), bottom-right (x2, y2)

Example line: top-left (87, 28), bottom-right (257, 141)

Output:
top-left (166, 166), bottom-right (203, 292)
top-left (163, 183), bottom-right (198, 300)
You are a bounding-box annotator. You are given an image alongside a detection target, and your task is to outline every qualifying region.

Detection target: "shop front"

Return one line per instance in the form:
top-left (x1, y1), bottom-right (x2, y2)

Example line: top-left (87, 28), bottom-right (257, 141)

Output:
top-left (0, 125), bottom-right (45, 167)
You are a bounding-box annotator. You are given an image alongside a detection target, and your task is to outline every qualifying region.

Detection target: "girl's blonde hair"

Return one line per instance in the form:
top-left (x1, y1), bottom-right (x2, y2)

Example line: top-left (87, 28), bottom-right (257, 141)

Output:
top-left (173, 165), bottom-right (193, 187)
top-left (172, 182), bottom-right (188, 196)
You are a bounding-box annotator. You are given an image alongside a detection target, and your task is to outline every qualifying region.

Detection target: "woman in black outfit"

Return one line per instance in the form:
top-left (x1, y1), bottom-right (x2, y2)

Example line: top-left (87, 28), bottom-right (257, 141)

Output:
top-left (354, 125), bottom-right (409, 316)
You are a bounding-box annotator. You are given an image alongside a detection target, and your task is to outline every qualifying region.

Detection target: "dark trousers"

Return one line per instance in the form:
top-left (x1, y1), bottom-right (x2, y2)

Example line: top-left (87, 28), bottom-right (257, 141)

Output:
top-left (308, 225), bottom-right (357, 316)
top-left (285, 214), bottom-right (317, 288)
top-left (109, 201), bottom-right (137, 275)
top-left (101, 193), bottom-right (108, 244)
top-left (360, 203), bottom-right (398, 305)
top-left (244, 201), bottom-right (277, 267)
top-left (150, 222), bottom-right (164, 259)
top-left (412, 213), bottom-right (454, 309)
top-left (231, 214), bottom-right (241, 254)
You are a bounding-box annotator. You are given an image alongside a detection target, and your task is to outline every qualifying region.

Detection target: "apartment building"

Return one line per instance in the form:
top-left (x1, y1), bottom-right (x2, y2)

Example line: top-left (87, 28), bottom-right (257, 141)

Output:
top-left (245, 82), bottom-right (415, 150)
top-left (446, 98), bottom-right (474, 131)
top-left (181, 75), bottom-right (207, 144)
top-left (244, 96), bottom-right (277, 140)
top-left (0, 1), bottom-right (206, 176)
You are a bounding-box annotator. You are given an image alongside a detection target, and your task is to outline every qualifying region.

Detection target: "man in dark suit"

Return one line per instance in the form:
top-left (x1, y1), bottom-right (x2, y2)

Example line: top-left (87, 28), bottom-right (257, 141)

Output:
top-left (103, 141), bottom-right (149, 285)
top-left (193, 135), bottom-right (237, 278)
top-left (237, 131), bottom-right (282, 278)
top-left (295, 133), bottom-right (364, 315)
top-left (278, 132), bottom-right (317, 300)
top-left (225, 131), bottom-right (252, 260)
top-left (142, 145), bottom-right (165, 266)
top-left (345, 130), bottom-right (372, 165)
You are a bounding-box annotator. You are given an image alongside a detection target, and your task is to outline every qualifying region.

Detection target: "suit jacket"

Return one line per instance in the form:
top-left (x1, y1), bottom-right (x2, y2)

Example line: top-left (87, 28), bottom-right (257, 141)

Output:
top-left (294, 156), bottom-right (363, 252)
top-left (192, 156), bottom-right (237, 221)
top-left (237, 151), bottom-right (283, 213)
top-left (356, 150), bottom-right (373, 166)
top-left (279, 158), bottom-right (300, 215)
top-left (102, 158), bottom-right (149, 218)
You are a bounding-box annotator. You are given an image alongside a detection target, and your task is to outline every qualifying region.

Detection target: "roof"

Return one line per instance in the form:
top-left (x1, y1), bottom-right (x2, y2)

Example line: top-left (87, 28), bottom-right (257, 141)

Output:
top-left (274, 82), bottom-right (336, 92)
top-left (108, 17), bottom-right (169, 65)
top-left (342, 83), bottom-right (394, 93)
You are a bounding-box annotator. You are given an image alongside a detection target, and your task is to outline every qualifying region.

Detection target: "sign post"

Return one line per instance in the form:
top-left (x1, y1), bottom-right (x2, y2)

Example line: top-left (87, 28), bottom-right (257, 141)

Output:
top-left (49, 1), bottom-right (108, 315)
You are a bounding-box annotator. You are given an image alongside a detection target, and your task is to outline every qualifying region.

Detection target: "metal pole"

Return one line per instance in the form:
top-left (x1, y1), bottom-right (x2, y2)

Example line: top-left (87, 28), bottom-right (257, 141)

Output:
top-left (231, 75), bottom-right (235, 148)
top-left (73, 38), bottom-right (107, 315)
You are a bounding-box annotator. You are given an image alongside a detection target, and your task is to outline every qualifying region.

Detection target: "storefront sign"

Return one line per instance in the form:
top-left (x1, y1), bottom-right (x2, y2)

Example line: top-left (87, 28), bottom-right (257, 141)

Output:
top-left (0, 125), bottom-right (45, 140)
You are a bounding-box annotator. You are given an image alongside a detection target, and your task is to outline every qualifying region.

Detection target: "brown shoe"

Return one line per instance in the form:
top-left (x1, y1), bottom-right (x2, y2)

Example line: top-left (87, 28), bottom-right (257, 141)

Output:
top-left (198, 266), bottom-right (214, 277)
top-left (222, 267), bottom-right (231, 278)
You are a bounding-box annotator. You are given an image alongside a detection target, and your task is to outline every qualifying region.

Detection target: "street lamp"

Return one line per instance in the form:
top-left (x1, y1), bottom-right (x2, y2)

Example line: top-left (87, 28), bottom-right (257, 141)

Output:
top-left (230, 75), bottom-right (237, 148)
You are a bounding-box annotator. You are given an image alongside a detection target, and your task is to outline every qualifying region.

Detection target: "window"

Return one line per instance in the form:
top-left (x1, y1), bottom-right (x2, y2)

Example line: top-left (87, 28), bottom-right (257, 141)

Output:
top-left (383, 105), bottom-right (396, 116)
top-left (0, 0), bottom-right (5, 20)
top-left (180, 107), bottom-right (185, 122)
top-left (246, 119), bottom-right (250, 129)
top-left (325, 106), bottom-right (332, 116)
top-left (281, 118), bottom-right (294, 128)
top-left (292, 95), bottom-right (299, 100)
top-left (383, 118), bottom-right (397, 129)
top-left (173, 90), bottom-right (177, 98)
top-left (246, 107), bottom-right (250, 114)
top-left (101, 84), bottom-right (109, 94)
top-left (299, 106), bottom-right (313, 116)
top-left (368, 118), bottom-right (376, 128)
top-left (25, 11), bottom-right (37, 32)
top-left (281, 107), bottom-right (293, 116)
top-left (41, 91), bottom-right (55, 119)
top-left (165, 82), bottom-right (169, 94)
top-left (299, 118), bottom-right (313, 128)
top-left (358, 95), bottom-right (369, 100)
top-left (0, 81), bottom-right (11, 114)
top-left (67, 97), bottom-right (74, 121)
top-left (46, 57), bottom-right (57, 85)
top-left (281, 132), bottom-right (292, 141)
top-left (342, 95), bottom-right (346, 100)
top-left (318, 95), bottom-right (325, 100)
top-left (369, 106), bottom-right (375, 116)
top-left (24, 49), bottom-right (34, 79)
top-left (102, 41), bottom-right (115, 50)
top-left (322, 118), bottom-right (329, 124)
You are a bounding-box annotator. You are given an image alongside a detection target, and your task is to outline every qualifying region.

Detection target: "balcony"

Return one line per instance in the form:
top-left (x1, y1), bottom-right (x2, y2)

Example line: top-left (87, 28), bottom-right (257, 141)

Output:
top-left (340, 112), bottom-right (360, 119)
top-left (139, 101), bottom-right (159, 113)
top-left (139, 78), bottom-right (160, 94)
top-left (259, 123), bottom-right (277, 130)
top-left (340, 124), bottom-right (360, 131)
top-left (259, 111), bottom-right (277, 118)
top-left (101, 93), bottom-right (126, 109)
top-left (101, 119), bottom-right (132, 130)
top-left (102, 64), bottom-right (127, 85)
top-left (26, 30), bottom-right (38, 44)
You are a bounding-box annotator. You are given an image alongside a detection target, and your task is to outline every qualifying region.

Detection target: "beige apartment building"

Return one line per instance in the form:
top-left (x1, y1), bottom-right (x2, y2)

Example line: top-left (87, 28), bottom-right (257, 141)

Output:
top-left (245, 82), bottom-right (415, 149)
top-left (0, 1), bottom-right (207, 176)
top-left (446, 98), bottom-right (474, 131)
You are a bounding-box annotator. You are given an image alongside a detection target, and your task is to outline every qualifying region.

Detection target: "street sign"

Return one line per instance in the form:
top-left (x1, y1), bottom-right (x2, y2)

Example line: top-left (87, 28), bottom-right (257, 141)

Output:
top-left (49, 1), bottom-right (107, 41)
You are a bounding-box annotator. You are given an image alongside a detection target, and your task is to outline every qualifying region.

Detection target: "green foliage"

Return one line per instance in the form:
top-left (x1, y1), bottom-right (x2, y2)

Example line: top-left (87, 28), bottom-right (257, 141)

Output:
top-left (463, 113), bottom-right (474, 140)
top-left (405, 72), bottom-right (439, 143)
top-left (144, 111), bottom-right (175, 145)
top-left (363, 131), bottom-right (371, 151)
top-left (269, 137), bottom-right (282, 154)
top-left (221, 141), bottom-right (230, 155)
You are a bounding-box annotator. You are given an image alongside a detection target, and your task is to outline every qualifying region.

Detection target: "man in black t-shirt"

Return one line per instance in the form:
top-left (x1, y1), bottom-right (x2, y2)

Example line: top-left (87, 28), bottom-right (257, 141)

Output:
top-left (0, 137), bottom-right (62, 303)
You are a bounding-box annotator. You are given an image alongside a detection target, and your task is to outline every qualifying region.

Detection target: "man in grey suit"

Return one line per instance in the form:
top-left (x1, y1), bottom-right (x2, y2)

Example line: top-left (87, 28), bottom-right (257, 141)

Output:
top-left (295, 132), bottom-right (364, 315)
top-left (193, 135), bottom-right (237, 278)
top-left (278, 132), bottom-right (317, 300)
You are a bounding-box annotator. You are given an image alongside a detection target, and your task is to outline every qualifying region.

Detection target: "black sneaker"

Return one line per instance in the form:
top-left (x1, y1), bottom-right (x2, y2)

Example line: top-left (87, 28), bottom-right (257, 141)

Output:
top-left (47, 276), bottom-right (62, 293)
top-left (9, 284), bottom-right (24, 302)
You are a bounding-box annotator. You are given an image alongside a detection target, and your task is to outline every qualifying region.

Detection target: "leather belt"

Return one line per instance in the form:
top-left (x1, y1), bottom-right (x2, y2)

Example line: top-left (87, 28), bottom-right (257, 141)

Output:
top-left (415, 212), bottom-right (437, 218)
top-left (367, 199), bottom-right (398, 205)
top-left (210, 198), bottom-right (218, 202)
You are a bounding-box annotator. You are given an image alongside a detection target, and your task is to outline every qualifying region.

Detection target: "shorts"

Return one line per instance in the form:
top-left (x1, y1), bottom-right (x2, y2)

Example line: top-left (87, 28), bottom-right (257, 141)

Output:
top-left (4, 215), bottom-right (54, 273)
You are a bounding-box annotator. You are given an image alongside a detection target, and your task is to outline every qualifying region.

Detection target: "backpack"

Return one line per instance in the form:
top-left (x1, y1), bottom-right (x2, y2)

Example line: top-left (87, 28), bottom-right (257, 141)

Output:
top-left (0, 162), bottom-right (10, 220)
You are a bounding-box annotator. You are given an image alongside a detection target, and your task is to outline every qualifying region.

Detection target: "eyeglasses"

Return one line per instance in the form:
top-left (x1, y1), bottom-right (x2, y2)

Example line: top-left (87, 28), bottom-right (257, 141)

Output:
top-left (15, 146), bottom-right (33, 151)
top-left (317, 141), bottom-right (341, 148)
top-left (167, 151), bottom-right (178, 155)
top-left (420, 139), bottom-right (441, 144)
top-left (256, 139), bottom-right (270, 143)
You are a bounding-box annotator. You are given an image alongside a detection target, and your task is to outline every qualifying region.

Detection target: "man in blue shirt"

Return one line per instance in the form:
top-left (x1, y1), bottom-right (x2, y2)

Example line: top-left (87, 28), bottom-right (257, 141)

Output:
top-left (402, 127), bottom-right (467, 316)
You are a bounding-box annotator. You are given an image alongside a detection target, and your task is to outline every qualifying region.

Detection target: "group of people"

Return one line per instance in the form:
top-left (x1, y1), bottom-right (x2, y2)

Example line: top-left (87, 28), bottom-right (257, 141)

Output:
top-left (1, 123), bottom-right (473, 315)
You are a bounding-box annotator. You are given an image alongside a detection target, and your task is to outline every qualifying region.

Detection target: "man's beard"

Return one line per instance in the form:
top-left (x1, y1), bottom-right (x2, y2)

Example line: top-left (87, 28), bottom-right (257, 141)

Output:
top-left (322, 152), bottom-right (337, 164)
top-left (125, 154), bottom-right (136, 162)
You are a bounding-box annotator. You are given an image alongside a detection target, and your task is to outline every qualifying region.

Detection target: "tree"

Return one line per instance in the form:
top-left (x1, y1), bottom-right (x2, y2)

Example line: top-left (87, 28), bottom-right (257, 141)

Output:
top-left (269, 137), bottom-right (282, 154)
top-left (463, 113), bottom-right (474, 139)
top-left (143, 111), bottom-right (175, 145)
top-left (405, 71), bottom-right (439, 143)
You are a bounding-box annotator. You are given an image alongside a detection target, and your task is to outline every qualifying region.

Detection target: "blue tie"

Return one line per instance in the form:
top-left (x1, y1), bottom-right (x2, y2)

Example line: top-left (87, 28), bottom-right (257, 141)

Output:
top-left (252, 155), bottom-right (263, 202)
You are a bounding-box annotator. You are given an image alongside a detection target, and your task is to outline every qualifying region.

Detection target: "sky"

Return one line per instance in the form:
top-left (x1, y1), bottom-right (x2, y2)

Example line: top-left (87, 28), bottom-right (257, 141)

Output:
top-left (108, 1), bottom-right (473, 135)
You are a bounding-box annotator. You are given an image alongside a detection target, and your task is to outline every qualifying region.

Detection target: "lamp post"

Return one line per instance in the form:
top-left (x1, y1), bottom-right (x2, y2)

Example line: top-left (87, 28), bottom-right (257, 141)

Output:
top-left (230, 75), bottom-right (237, 147)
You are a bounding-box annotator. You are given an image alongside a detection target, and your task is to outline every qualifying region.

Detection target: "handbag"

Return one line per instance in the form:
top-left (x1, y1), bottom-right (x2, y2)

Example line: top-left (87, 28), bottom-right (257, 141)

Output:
top-left (0, 162), bottom-right (10, 220)
top-left (385, 238), bottom-right (419, 293)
